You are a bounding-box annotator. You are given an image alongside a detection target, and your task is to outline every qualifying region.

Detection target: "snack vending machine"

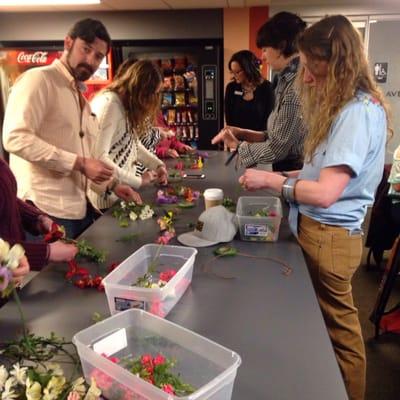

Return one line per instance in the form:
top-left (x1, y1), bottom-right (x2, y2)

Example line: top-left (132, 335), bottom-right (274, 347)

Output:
top-left (119, 39), bottom-right (223, 150)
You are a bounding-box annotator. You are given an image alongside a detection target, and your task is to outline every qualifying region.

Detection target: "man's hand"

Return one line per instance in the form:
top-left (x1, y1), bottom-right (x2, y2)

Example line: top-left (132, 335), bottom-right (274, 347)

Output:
top-left (156, 165), bottom-right (168, 185)
top-left (48, 241), bottom-right (78, 262)
top-left (114, 184), bottom-right (143, 204)
top-left (211, 127), bottom-right (240, 149)
top-left (75, 156), bottom-right (113, 184)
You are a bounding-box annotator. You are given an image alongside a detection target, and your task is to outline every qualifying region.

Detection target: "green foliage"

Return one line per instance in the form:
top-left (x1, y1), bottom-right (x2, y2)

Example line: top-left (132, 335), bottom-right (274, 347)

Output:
top-left (76, 239), bottom-right (107, 264)
top-left (214, 246), bottom-right (238, 257)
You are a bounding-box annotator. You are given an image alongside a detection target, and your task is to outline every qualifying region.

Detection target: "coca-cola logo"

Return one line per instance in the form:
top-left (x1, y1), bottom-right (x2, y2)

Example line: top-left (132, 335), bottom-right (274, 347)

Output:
top-left (17, 51), bottom-right (48, 64)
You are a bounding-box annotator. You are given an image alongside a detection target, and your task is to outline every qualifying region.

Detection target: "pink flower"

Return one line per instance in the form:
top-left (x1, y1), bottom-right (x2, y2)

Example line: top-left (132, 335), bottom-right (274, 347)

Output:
top-left (153, 354), bottom-right (166, 366)
top-left (162, 384), bottom-right (175, 395)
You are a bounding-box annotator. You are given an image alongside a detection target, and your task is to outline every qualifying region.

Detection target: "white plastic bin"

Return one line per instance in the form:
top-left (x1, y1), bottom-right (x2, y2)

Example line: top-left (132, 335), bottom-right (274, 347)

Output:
top-left (236, 196), bottom-right (282, 242)
top-left (103, 244), bottom-right (197, 318)
top-left (73, 309), bottom-right (241, 400)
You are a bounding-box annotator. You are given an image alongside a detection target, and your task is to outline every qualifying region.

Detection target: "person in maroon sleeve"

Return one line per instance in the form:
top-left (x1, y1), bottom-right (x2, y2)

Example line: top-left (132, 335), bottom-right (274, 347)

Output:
top-left (0, 158), bottom-right (78, 271)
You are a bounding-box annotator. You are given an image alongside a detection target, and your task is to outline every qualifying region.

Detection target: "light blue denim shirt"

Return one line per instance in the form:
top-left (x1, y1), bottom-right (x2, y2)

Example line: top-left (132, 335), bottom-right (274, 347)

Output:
top-left (289, 91), bottom-right (387, 236)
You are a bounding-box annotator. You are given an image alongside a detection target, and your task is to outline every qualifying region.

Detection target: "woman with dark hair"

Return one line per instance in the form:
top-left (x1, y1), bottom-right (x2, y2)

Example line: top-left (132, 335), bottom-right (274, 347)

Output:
top-left (213, 12), bottom-right (307, 171)
top-left (89, 60), bottom-right (168, 211)
top-left (239, 15), bottom-right (391, 400)
top-left (224, 50), bottom-right (274, 131)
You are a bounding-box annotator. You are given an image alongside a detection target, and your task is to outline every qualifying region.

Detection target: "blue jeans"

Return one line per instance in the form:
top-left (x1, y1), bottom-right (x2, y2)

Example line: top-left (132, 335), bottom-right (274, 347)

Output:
top-left (49, 203), bottom-right (100, 239)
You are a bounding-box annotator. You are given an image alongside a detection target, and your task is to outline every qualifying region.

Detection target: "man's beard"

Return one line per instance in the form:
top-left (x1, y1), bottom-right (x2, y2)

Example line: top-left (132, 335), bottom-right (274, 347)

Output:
top-left (66, 51), bottom-right (94, 82)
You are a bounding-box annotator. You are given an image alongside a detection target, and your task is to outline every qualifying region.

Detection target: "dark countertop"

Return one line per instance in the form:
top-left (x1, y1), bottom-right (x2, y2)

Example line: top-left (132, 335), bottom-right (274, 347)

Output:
top-left (0, 151), bottom-right (348, 400)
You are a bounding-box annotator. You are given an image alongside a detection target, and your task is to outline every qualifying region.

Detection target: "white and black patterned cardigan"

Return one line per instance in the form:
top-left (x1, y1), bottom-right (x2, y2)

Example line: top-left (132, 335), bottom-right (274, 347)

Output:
top-left (89, 91), bottom-right (164, 210)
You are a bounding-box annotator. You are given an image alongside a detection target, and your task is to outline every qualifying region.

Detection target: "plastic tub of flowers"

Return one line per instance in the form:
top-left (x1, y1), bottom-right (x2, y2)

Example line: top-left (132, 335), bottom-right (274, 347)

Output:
top-left (73, 309), bottom-right (241, 400)
top-left (236, 196), bottom-right (282, 242)
top-left (103, 244), bottom-right (197, 318)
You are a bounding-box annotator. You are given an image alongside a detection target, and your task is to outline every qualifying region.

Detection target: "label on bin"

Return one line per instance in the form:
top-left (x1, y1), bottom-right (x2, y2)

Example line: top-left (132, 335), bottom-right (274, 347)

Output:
top-left (93, 328), bottom-right (127, 356)
top-left (115, 297), bottom-right (145, 311)
top-left (244, 223), bottom-right (270, 237)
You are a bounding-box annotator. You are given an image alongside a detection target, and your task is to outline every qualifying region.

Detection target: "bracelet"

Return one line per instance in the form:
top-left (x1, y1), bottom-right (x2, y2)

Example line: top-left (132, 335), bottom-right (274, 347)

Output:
top-left (105, 177), bottom-right (119, 195)
top-left (281, 177), bottom-right (298, 204)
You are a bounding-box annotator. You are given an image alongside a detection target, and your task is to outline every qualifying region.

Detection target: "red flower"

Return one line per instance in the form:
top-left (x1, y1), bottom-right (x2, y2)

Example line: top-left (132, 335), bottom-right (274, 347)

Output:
top-left (153, 354), bottom-right (166, 366)
top-left (44, 222), bottom-right (65, 243)
top-left (162, 384), bottom-right (175, 395)
top-left (140, 354), bottom-right (153, 367)
top-left (159, 269), bottom-right (177, 282)
top-left (107, 262), bottom-right (119, 273)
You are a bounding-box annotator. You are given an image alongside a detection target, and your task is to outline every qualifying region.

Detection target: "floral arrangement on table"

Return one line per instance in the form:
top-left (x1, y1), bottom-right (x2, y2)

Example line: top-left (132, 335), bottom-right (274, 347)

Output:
top-left (174, 156), bottom-right (203, 171)
top-left (95, 353), bottom-right (195, 397)
top-left (156, 185), bottom-right (200, 208)
top-left (0, 238), bottom-right (102, 400)
top-left (111, 201), bottom-right (155, 228)
top-left (156, 211), bottom-right (176, 245)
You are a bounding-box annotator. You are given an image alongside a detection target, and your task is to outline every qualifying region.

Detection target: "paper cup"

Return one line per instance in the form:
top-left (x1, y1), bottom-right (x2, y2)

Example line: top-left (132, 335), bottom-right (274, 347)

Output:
top-left (204, 188), bottom-right (224, 210)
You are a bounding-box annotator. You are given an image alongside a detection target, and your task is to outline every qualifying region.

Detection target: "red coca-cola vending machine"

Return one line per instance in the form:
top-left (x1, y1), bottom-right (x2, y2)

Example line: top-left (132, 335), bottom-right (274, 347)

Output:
top-left (0, 46), bottom-right (113, 158)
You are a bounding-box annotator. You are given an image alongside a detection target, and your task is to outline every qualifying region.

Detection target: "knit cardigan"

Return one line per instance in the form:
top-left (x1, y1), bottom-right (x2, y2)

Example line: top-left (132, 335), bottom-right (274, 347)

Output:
top-left (89, 91), bottom-right (164, 209)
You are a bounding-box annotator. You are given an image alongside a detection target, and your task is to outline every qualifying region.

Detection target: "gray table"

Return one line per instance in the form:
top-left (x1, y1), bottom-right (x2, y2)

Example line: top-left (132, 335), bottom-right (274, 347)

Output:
top-left (0, 152), bottom-right (348, 400)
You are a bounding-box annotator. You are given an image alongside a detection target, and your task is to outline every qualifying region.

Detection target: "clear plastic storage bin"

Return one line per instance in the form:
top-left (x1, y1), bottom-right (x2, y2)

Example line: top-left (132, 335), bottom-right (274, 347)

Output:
top-left (73, 309), bottom-right (241, 400)
top-left (236, 196), bottom-right (282, 242)
top-left (103, 244), bottom-right (197, 318)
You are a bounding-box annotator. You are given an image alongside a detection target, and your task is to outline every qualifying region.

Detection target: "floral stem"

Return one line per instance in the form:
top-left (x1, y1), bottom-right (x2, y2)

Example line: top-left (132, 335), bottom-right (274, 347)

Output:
top-left (12, 286), bottom-right (28, 338)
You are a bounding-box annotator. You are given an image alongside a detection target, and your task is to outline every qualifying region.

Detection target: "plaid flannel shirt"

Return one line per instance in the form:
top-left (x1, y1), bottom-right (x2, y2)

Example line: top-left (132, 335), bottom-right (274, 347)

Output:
top-left (238, 57), bottom-right (307, 168)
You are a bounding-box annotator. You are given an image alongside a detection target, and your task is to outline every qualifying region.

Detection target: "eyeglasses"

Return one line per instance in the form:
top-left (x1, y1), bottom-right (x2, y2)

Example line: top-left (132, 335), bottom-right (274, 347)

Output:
top-left (230, 69), bottom-right (243, 76)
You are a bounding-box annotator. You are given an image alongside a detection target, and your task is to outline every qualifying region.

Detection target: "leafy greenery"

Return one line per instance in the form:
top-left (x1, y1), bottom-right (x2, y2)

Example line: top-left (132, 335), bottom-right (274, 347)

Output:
top-left (214, 246), bottom-right (238, 257)
top-left (76, 239), bottom-right (107, 264)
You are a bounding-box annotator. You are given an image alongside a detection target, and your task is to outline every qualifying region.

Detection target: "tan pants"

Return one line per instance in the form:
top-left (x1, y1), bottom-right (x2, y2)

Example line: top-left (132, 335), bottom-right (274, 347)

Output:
top-left (298, 214), bottom-right (365, 400)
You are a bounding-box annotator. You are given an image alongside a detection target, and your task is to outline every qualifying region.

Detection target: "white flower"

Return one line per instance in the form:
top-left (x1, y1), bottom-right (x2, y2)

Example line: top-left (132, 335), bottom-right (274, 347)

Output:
top-left (0, 365), bottom-right (9, 391)
top-left (25, 377), bottom-right (42, 400)
top-left (10, 363), bottom-right (27, 385)
top-left (1, 377), bottom-right (17, 400)
top-left (43, 375), bottom-right (66, 400)
top-left (71, 377), bottom-right (86, 397)
top-left (46, 363), bottom-right (63, 377)
top-left (0, 240), bottom-right (10, 265)
top-left (120, 201), bottom-right (126, 209)
top-left (129, 211), bottom-right (138, 221)
top-left (83, 378), bottom-right (101, 400)
top-left (6, 244), bottom-right (25, 270)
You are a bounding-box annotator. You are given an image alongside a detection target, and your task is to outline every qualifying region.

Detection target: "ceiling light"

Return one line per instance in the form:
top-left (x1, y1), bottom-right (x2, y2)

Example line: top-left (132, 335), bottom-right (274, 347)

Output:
top-left (0, 0), bottom-right (100, 5)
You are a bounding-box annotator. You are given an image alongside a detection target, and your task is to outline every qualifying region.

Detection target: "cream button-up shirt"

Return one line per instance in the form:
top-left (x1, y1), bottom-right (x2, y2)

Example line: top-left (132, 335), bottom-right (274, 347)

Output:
top-left (3, 59), bottom-right (98, 219)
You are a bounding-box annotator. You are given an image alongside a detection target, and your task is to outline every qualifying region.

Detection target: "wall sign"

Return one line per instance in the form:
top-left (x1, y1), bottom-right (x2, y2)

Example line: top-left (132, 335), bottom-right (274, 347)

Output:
top-left (374, 62), bottom-right (388, 83)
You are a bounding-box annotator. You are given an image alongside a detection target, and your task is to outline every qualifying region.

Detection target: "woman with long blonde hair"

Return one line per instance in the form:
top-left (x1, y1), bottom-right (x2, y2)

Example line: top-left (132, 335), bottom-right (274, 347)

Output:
top-left (239, 15), bottom-right (390, 400)
top-left (89, 59), bottom-right (167, 210)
